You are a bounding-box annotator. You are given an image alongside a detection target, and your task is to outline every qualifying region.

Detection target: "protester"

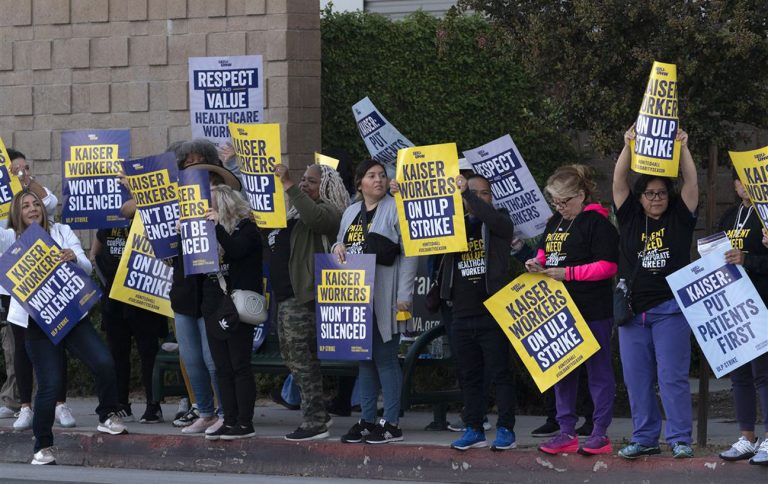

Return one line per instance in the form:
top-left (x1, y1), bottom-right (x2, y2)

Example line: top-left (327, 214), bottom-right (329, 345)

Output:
top-left (526, 165), bottom-right (618, 456)
top-left (613, 125), bottom-right (698, 459)
top-left (0, 190), bottom-right (126, 465)
top-left (90, 224), bottom-right (169, 423)
top-left (0, 149), bottom-right (72, 431)
top-left (420, 173), bottom-right (517, 451)
top-left (200, 184), bottom-right (262, 440)
top-left (120, 139), bottom-right (240, 434)
top-left (334, 160), bottom-right (417, 444)
top-left (270, 162), bottom-right (349, 441)
top-left (715, 173), bottom-right (768, 466)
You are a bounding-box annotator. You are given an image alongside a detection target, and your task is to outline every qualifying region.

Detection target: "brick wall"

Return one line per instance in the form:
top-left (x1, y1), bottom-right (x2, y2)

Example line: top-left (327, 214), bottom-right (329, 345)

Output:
top-left (0, 0), bottom-right (321, 201)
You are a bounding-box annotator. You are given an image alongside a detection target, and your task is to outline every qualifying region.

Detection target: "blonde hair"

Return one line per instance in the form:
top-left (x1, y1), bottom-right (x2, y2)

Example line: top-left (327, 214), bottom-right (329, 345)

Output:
top-left (8, 190), bottom-right (50, 235)
top-left (545, 164), bottom-right (598, 203)
top-left (211, 184), bottom-right (251, 234)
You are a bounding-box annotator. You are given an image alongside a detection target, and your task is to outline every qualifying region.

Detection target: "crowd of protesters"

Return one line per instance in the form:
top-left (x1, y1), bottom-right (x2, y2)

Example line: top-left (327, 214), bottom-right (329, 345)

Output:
top-left (1, 128), bottom-right (767, 469)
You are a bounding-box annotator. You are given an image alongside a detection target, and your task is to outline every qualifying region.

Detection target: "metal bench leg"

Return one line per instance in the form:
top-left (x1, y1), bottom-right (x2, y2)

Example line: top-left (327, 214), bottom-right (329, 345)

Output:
top-left (424, 402), bottom-right (449, 431)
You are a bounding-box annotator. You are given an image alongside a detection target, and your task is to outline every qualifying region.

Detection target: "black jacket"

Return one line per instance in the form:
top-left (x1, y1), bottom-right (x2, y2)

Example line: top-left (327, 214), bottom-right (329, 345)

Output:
top-left (439, 190), bottom-right (515, 299)
top-left (215, 219), bottom-right (263, 294)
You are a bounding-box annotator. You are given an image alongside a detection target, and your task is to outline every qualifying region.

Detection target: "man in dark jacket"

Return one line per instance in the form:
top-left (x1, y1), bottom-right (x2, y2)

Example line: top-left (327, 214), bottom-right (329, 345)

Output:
top-left (439, 174), bottom-right (517, 451)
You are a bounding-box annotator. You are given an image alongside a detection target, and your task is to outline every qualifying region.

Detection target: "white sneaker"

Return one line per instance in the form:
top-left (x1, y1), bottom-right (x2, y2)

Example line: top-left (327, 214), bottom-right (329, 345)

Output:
top-left (13, 407), bottom-right (33, 430)
top-left (181, 416), bottom-right (217, 434)
top-left (97, 414), bottom-right (127, 435)
top-left (55, 403), bottom-right (76, 428)
top-left (31, 447), bottom-right (56, 465)
top-left (0, 405), bottom-right (17, 418)
top-left (204, 417), bottom-right (225, 435)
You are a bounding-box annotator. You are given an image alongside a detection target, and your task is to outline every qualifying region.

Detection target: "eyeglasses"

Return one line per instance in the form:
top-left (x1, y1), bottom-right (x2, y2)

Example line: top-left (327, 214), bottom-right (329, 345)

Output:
top-left (550, 196), bottom-right (575, 209)
top-left (643, 190), bottom-right (668, 201)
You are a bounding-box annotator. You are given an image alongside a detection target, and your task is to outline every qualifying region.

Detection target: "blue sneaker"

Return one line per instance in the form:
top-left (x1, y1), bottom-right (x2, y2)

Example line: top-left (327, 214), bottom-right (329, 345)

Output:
top-left (491, 426), bottom-right (516, 451)
top-left (618, 442), bottom-right (661, 459)
top-left (672, 442), bottom-right (694, 459)
top-left (451, 428), bottom-right (487, 450)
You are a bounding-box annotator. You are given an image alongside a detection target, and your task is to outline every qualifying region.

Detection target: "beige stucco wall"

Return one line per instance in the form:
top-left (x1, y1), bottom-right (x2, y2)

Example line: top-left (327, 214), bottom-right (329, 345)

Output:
top-left (0, 0), bottom-right (321, 200)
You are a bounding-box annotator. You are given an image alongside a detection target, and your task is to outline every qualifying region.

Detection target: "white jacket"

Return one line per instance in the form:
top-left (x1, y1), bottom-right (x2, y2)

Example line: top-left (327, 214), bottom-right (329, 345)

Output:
top-left (0, 223), bottom-right (91, 328)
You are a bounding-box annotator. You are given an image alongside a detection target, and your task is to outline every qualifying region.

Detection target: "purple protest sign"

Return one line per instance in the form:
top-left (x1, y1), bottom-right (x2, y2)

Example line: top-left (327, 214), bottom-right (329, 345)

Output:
top-left (123, 152), bottom-right (180, 259)
top-left (0, 224), bottom-right (101, 344)
top-left (178, 170), bottom-right (219, 276)
top-left (61, 129), bottom-right (131, 229)
top-left (315, 253), bottom-right (375, 360)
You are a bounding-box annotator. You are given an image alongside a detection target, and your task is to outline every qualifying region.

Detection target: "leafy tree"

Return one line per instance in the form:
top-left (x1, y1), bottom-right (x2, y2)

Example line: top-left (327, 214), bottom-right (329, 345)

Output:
top-left (321, 9), bottom-right (576, 182)
top-left (457, 0), bottom-right (768, 157)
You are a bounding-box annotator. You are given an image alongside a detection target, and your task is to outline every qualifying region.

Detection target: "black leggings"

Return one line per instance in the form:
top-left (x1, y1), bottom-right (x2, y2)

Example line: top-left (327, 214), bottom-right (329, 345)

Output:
top-left (10, 318), bottom-right (67, 404)
top-left (102, 297), bottom-right (167, 404)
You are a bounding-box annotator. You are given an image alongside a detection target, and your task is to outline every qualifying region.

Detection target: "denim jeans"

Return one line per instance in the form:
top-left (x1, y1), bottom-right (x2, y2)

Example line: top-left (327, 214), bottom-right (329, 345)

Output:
top-left (174, 312), bottom-right (221, 417)
top-left (452, 313), bottom-right (516, 430)
top-left (359, 325), bottom-right (402, 424)
top-left (25, 319), bottom-right (118, 452)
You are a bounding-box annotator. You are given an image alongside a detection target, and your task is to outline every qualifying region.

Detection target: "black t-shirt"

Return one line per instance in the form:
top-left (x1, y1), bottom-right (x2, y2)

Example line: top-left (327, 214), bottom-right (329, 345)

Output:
top-left (719, 203), bottom-right (768, 301)
top-left (343, 206), bottom-right (376, 255)
top-left (540, 209), bottom-right (618, 321)
top-left (95, 227), bottom-right (129, 282)
top-left (451, 217), bottom-right (489, 318)
top-left (616, 195), bottom-right (697, 313)
top-left (268, 218), bottom-right (297, 303)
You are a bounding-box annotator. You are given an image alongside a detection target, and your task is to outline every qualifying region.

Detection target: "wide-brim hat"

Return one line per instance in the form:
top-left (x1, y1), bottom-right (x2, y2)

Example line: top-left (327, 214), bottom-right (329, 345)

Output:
top-left (186, 163), bottom-right (242, 191)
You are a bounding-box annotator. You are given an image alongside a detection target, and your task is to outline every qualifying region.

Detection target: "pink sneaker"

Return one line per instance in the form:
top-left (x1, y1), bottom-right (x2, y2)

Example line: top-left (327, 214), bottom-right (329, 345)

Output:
top-left (538, 433), bottom-right (579, 454)
top-left (181, 416), bottom-right (217, 434)
top-left (578, 435), bottom-right (612, 455)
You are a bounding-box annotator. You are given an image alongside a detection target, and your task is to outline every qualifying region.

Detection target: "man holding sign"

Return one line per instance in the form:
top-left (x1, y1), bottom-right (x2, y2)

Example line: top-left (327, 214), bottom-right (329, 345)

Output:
top-left (433, 174), bottom-right (517, 451)
top-left (714, 173), bottom-right (768, 465)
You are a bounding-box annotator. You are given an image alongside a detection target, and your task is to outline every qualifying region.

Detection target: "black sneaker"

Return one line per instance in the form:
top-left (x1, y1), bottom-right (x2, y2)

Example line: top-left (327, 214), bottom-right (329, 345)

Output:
top-left (173, 406), bottom-right (199, 428)
top-left (365, 419), bottom-right (403, 444)
top-left (205, 423), bottom-right (232, 440)
top-left (139, 403), bottom-right (163, 424)
top-left (219, 424), bottom-right (255, 441)
top-left (341, 419), bottom-right (376, 444)
top-left (576, 419), bottom-right (593, 437)
top-left (285, 425), bottom-right (330, 441)
top-left (531, 420), bottom-right (560, 437)
top-left (115, 403), bottom-right (134, 423)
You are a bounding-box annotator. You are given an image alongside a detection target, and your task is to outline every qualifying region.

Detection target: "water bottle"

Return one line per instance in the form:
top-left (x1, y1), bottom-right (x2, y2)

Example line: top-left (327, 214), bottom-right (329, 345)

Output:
top-left (430, 336), bottom-right (444, 359)
top-left (617, 278), bottom-right (627, 294)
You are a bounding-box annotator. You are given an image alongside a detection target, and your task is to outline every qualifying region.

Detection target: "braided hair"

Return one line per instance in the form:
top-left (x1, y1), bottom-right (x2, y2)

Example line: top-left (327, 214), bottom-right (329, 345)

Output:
top-left (287, 164), bottom-right (350, 219)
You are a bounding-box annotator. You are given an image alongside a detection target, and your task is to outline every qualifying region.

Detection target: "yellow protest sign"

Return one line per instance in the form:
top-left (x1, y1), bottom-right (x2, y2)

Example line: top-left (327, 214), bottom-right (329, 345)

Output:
top-left (315, 152), bottom-right (339, 170)
top-left (484, 273), bottom-right (599, 392)
top-left (395, 143), bottom-right (467, 256)
top-left (228, 122), bottom-right (286, 228)
top-left (631, 61), bottom-right (681, 177)
top-left (109, 214), bottom-right (174, 318)
top-left (0, 137), bottom-right (24, 221)
top-left (729, 146), bottom-right (768, 229)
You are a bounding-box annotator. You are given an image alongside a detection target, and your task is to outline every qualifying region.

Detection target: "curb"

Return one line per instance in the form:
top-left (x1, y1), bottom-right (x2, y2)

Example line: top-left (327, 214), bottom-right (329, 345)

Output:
top-left (1, 429), bottom-right (766, 482)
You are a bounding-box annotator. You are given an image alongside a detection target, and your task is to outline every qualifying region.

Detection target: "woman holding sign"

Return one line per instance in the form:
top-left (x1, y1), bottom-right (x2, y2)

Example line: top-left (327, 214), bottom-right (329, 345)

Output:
top-left (716, 173), bottom-right (768, 466)
top-left (333, 160), bottom-right (418, 444)
top-left (200, 184), bottom-right (262, 440)
top-left (526, 165), bottom-right (619, 456)
top-left (272, 162), bottom-right (350, 441)
top-left (613, 125), bottom-right (698, 459)
top-left (0, 190), bottom-right (127, 465)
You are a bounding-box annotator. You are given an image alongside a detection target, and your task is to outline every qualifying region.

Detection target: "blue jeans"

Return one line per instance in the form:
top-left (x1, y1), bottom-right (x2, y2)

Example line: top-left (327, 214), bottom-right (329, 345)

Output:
top-left (619, 298), bottom-right (692, 446)
top-left (25, 319), bottom-right (118, 452)
top-left (359, 325), bottom-right (402, 424)
top-left (174, 312), bottom-right (221, 417)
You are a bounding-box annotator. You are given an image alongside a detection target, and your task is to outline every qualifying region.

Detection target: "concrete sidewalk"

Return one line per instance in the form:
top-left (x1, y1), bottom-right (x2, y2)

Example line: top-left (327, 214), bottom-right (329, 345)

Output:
top-left (0, 397), bottom-right (764, 482)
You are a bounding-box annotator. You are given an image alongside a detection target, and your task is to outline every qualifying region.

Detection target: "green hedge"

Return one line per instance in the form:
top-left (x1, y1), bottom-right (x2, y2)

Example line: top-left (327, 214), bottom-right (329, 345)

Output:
top-left (321, 9), bottom-right (576, 183)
